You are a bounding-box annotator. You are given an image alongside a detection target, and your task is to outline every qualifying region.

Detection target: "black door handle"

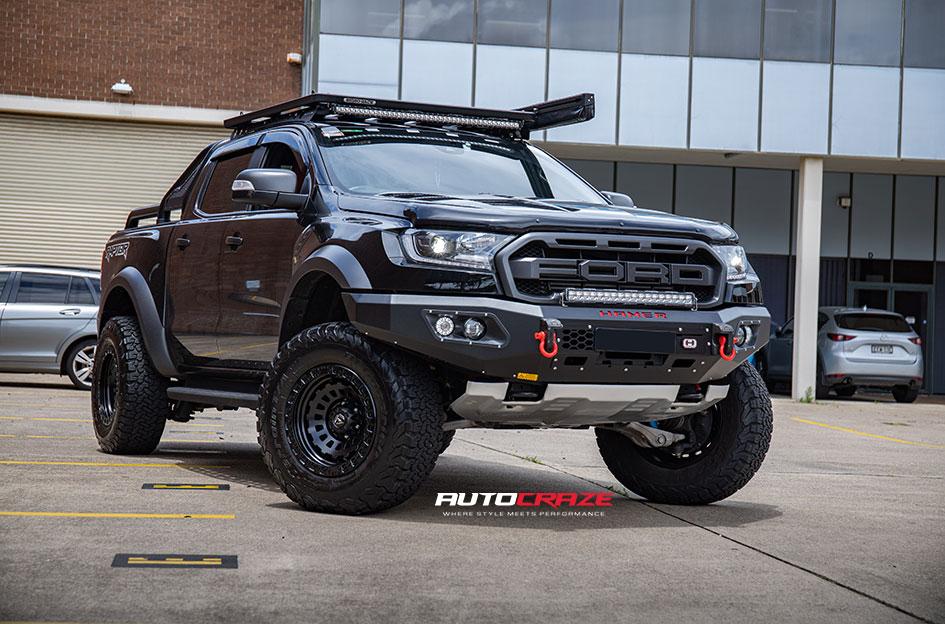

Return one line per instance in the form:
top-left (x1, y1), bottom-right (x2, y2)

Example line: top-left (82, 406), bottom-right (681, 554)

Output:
top-left (176, 237), bottom-right (190, 249)
top-left (225, 235), bottom-right (244, 249)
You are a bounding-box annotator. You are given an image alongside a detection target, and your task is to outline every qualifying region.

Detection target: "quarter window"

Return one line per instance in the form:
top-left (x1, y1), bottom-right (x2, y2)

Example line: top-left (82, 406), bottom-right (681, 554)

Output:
top-left (14, 273), bottom-right (71, 304)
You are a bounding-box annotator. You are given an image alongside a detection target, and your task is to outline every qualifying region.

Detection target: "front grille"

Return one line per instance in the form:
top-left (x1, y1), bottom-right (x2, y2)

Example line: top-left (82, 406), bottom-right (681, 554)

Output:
top-left (499, 233), bottom-right (725, 307)
top-left (561, 329), bottom-right (593, 350)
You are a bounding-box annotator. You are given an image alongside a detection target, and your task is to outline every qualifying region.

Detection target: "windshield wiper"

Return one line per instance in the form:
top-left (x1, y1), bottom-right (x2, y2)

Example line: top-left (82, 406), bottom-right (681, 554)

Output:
top-left (377, 192), bottom-right (460, 201)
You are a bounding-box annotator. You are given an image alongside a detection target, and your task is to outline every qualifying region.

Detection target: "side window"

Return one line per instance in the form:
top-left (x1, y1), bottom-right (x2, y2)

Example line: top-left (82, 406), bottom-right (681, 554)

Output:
top-left (67, 277), bottom-right (95, 304)
top-left (0, 272), bottom-right (10, 301)
top-left (817, 313), bottom-right (829, 329)
top-left (199, 150), bottom-right (256, 214)
top-left (262, 143), bottom-right (305, 190)
top-left (14, 273), bottom-right (71, 304)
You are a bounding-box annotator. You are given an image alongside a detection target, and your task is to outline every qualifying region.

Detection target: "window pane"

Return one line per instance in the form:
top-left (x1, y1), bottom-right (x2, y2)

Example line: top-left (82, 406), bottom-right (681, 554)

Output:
top-left (320, 0), bottom-right (401, 37)
top-left (835, 0), bottom-right (902, 66)
top-left (318, 35), bottom-right (400, 99)
top-left (693, 0), bottom-right (761, 59)
top-left (477, 0), bottom-right (548, 47)
top-left (15, 274), bottom-right (70, 304)
top-left (404, 0), bottom-right (474, 42)
top-left (0, 272), bottom-right (9, 297)
top-left (201, 152), bottom-right (255, 214)
top-left (764, 0), bottom-right (833, 62)
top-left (67, 277), bottom-right (95, 305)
top-left (623, 0), bottom-right (691, 56)
top-left (550, 0), bottom-right (619, 52)
top-left (904, 0), bottom-right (945, 68)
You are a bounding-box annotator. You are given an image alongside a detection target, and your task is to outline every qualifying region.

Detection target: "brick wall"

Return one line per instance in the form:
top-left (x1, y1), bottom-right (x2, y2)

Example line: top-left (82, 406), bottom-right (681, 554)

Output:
top-left (0, 0), bottom-right (303, 111)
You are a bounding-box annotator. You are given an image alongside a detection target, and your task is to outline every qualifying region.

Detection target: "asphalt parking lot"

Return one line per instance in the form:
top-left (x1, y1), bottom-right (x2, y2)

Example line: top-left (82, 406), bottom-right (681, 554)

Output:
top-left (0, 373), bottom-right (942, 624)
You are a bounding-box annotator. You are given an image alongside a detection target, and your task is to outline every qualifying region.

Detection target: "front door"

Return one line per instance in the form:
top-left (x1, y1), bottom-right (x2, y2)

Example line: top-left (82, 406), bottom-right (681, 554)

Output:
top-left (165, 142), bottom-right (262, 365)
top-left (214, 132), bottom-right (308, 364)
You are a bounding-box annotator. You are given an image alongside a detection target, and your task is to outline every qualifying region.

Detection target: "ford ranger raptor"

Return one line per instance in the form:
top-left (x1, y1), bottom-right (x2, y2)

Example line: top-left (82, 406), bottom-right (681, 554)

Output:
top-left (93, 93), bottom-right (773, 514)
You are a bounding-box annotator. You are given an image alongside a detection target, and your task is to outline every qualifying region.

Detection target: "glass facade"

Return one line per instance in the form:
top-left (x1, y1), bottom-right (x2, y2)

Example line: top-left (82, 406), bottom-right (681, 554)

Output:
top-left (316, 0), bottom-right (945, 161)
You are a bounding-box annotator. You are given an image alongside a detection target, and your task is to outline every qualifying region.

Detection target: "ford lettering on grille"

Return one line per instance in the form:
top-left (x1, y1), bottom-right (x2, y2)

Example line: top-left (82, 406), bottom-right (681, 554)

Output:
top-left (509, 258), bottom-right (715, 288)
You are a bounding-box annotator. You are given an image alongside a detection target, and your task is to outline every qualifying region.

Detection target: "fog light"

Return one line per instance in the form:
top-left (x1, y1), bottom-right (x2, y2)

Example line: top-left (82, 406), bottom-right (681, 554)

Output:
top-left (434, 315), bottom-right (455, 337)
top-left (463, 318), bottom-right (486, 340)
top-left (734, 325), bottom-right (753, 347)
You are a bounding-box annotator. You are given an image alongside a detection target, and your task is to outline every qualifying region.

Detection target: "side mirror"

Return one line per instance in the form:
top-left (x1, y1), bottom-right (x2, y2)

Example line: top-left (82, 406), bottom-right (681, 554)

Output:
top-left (232, 168), bottom-right (308, 210)
top-left (772, 324), bottom-right (781, 337)
top-left (601, 191), bottom-right (635, 208)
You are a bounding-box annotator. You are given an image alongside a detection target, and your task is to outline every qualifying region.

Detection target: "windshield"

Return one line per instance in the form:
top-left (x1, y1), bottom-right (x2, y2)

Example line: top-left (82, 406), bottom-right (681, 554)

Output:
top-left (836, 313), bottom-right (912, 333)
top-left (314, 126), bottom-right (606, 204)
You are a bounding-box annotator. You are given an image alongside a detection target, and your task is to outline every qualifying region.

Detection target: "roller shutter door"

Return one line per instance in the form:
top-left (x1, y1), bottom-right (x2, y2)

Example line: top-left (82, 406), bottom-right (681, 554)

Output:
top-left (0, 114), bottom-right (229, 269)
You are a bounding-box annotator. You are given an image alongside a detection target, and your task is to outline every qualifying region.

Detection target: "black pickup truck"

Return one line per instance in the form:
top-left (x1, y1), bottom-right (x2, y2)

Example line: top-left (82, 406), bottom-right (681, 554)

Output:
top-left (93, 93), bottom-right (772, 514)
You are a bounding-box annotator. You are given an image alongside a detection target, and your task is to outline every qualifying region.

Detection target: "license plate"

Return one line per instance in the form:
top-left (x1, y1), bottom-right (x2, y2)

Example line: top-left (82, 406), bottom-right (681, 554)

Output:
top-left (594, 328), bottom-right (676, 353)
top-left (871, 345), bottom-right (894, 354)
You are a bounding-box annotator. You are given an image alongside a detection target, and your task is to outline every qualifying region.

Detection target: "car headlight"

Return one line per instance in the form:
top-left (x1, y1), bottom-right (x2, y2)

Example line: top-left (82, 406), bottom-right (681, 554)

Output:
top-left (402, 229), bottom-right (512, 271)
top-left (715, 245), bottom-right (758, 282)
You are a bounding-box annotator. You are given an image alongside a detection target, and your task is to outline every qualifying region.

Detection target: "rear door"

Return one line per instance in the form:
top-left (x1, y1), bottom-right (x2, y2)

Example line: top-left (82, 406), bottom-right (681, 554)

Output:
top-left (164, 136), bottom-right (265, 365)
top-left (0, 272), bottom-right (96, 369)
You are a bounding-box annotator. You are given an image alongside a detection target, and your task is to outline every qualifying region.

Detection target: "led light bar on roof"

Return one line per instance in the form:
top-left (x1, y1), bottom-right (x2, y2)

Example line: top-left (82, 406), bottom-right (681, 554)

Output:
top-left (564, 288), bottom-right (697, 310)
top-left (331, 104), bottom-right (523, 130)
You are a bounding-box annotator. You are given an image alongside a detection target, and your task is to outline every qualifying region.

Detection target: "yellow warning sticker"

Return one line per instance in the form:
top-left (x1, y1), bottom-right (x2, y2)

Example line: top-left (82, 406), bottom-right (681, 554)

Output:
top-left (515, 372), bottom-right (539, 382)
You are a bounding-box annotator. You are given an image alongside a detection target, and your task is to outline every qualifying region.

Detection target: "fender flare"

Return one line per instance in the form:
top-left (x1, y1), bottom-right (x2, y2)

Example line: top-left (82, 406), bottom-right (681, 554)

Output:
top-left (291, 245), bottom-right (372, 292)
top-left (101, 267), bottom-right (179, 378)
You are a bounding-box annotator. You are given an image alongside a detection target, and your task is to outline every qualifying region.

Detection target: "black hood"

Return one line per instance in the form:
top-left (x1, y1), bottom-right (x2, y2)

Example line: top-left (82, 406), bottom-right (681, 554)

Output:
top-left (337, 194), bottom-right (738, 243)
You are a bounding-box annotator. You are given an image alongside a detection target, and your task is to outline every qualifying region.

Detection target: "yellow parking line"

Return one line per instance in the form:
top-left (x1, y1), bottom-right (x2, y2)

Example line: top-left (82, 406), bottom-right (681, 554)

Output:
top-left (791, 417), bottom-right (945, 449)
top-left (0, 416), bottom-right (21, 420)
top-left (0, 460), bottom-right (228, 468)
top-left (0, 511), bottom-right (233, 519)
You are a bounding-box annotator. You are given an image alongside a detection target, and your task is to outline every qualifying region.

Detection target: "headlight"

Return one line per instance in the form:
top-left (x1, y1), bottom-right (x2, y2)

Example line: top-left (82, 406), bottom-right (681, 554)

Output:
top-left (715, 245), bottom-right (758, 282)
top-left (402, 229), bottom-right (512, 271)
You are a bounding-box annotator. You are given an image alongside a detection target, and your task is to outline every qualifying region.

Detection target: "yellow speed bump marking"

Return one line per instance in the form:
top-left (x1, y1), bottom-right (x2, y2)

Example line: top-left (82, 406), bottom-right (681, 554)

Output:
top-left (0, 460), bottom-right (228, 468)
top-left (113, 553), bottom-right (238, 568)
top-left (791, 417), bottom-right (945, 449)
top-left (0, 511), bottom-right (234, 519)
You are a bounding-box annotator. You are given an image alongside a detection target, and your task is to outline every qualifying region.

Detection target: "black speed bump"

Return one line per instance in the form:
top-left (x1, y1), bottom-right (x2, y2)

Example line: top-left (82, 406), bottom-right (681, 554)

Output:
top-left (142, 483), bottom-right (230, 490)
top-left (112, 554), bottom-right (238, 569)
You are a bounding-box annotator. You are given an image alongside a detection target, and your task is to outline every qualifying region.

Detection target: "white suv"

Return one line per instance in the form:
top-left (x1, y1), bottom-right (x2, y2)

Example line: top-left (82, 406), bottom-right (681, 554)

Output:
top-left (765, 307), bottom-right (923, 402)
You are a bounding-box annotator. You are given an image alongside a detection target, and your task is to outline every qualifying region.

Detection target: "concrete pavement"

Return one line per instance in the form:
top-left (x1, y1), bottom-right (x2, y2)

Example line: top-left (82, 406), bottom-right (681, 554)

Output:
top-left (0, 373), bottom-right (942, 623)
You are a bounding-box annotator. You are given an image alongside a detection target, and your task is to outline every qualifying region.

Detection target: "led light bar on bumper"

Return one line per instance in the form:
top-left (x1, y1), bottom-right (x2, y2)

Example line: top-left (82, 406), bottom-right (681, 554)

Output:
top-left (564, 288), bottom-right (697, 309)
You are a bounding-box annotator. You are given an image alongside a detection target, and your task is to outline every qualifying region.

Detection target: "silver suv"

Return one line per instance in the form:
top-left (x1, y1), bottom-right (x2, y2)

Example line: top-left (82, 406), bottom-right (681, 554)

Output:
top-left (0, 265), bottom-right (100, 389)
top-left (765, 307), bottom-right (923, 402)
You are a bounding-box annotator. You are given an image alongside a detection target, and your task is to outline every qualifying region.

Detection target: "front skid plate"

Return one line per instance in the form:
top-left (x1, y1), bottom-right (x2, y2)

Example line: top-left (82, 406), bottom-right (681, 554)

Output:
top-left (449, 382), bottom-right (729, 427)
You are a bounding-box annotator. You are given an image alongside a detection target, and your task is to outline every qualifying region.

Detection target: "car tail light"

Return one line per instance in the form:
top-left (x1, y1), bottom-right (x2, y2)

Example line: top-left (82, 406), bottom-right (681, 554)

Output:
top-left (909, 337), bottom-right (922, 346)
top-left (827, 333), bottom-right (854, 342)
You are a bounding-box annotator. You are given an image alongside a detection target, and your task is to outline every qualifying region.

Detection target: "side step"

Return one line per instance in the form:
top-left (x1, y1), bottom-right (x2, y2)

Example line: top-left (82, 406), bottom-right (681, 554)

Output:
top-left (167, 387), bottom-right (259, 409)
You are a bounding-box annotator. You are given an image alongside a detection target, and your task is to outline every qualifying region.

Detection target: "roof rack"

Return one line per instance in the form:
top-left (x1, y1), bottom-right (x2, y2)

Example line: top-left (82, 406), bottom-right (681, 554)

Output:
top-left (223, 93), bottom-right (595, 139)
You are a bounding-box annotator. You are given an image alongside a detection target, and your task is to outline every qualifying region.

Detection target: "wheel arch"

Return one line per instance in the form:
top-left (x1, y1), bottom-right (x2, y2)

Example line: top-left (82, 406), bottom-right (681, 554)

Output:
top-left (280, 270), bottom-right (349, 346)
top-left (279, 247), bottom-right (371, 346)
top-left (99, 267), bottom-right (179, 378)
top-left (58, 332), bottom-right (97, 375)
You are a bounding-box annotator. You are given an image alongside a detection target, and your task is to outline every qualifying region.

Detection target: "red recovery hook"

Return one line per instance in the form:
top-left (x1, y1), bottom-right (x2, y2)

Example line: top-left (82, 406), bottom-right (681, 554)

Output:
top-left (717, 334), bottom-right (736, 361)
top-left (534, 318), bottom-right (562, 359)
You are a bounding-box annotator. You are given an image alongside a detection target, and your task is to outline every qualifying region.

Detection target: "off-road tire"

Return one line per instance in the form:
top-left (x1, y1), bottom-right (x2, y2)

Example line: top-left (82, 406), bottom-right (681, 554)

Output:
top-left (257, 322), bottom-right (444, 514)
top-left (596, 362), bottom-right (773, 505)
top-left (64, 337), bottom-right (96, 390)
top-left (91, 316), bottom-right (169, 454)
top-left (892, 385), bottom-right (919, 403)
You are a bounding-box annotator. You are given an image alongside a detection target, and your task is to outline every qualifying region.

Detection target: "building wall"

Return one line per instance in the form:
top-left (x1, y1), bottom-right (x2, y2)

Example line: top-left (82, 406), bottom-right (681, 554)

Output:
top-left (0, 0), bottom-right (303, 111)
top-left (316, 0), bottom-right (945, 161)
